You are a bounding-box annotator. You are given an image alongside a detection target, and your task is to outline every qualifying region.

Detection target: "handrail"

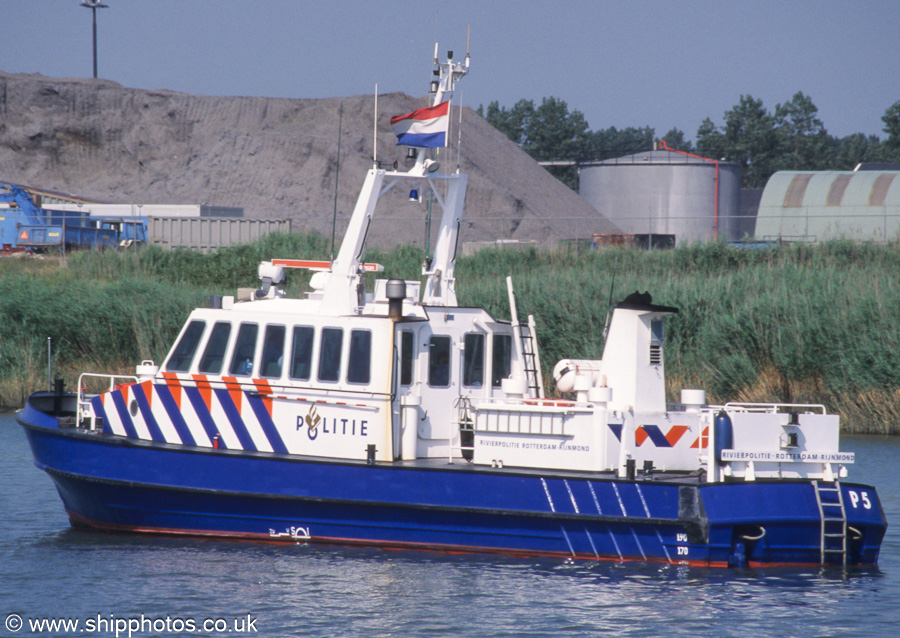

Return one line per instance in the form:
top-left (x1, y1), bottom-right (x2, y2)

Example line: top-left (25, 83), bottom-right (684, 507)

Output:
top-left (473, 397), bottom-right (593, 413)
top-left (77, 372), bottom-right (139, 431)
top-left (160, 372), bottom-right (393, 399)
top-left (449, 396), bottom-right (475, 464)
top-left (723, 402), bottom-right (827, 415)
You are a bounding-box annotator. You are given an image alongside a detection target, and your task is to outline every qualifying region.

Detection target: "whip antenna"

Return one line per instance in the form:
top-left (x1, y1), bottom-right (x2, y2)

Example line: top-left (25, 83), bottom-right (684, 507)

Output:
top-left (373, 84), bottom-right (378, 167)
top-left (330, 101), bottom-right (343, 263)
top-left (456, 24), bottom-right (470, 172)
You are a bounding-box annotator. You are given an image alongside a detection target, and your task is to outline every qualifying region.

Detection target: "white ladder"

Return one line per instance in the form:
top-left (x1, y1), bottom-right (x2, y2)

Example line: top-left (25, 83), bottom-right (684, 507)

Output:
top-left (520, 317), bottom-right (545, 399)
top-left (813, 480), bottom-right (847, 567)
top-left (506, 277), bottom-right (545, 399)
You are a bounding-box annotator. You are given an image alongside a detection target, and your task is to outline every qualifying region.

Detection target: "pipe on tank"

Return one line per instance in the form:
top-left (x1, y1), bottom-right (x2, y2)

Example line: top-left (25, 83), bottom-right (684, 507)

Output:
top-left (659, 140), bottom-right (720, 240)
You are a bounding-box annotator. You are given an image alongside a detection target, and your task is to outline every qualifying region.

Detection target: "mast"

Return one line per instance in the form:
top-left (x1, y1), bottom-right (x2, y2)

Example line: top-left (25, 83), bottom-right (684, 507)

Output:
top-left (418, 43), bottom-right (470, 306)
top-left (318, 44), bottom-right (471, 314)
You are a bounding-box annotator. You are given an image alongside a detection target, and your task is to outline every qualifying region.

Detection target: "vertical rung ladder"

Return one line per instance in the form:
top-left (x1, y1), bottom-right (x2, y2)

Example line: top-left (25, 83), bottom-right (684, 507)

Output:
top-left (813, 480), bottom-right (847, 567)
top-left (506, 277), bottom-right (545, 399)
top-left (520, 318), bottom-right (545, 399)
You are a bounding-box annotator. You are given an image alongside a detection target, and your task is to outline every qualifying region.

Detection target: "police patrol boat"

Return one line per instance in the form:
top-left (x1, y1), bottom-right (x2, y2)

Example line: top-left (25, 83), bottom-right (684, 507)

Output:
top-left (18, 47), bottom-right (886, 567)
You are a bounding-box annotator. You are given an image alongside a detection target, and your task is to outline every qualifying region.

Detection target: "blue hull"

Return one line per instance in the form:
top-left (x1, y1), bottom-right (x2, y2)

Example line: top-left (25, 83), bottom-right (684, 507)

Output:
top-left (18, 398), bottom-right (886, 567)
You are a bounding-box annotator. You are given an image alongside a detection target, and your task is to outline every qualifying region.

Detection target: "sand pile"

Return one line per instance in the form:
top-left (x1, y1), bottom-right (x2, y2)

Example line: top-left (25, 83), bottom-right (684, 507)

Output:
top-left (0, 70), bottom-right (617, 247)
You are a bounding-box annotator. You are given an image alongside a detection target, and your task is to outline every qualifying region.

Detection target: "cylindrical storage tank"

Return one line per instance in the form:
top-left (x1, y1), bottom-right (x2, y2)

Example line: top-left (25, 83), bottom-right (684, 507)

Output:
top-left (579, 150), bottom-right (742, 244)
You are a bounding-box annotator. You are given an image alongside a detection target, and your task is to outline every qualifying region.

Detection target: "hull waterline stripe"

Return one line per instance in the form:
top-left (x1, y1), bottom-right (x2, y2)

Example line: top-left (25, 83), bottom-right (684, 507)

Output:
top-left (65, 509), bottom-right (735, 566)
top-left (64, 509), bottom-right (866, 569)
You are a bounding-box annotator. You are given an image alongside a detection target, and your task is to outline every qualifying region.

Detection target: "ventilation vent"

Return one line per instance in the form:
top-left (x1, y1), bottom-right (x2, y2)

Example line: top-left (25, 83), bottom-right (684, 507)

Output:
top-left (650, 344), bottom-right (663, 365)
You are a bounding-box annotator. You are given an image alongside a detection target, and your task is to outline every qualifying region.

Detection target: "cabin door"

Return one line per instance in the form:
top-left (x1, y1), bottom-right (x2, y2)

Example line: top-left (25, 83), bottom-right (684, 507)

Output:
top-left (391, 325), bottom-right (420, 460)
top-left (391, 323), bottom-right (464, 460)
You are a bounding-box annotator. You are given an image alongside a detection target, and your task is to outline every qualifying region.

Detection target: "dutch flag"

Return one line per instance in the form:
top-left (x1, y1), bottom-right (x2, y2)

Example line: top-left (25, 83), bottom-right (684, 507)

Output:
top-left (390, 100), bottom-right (450, 148)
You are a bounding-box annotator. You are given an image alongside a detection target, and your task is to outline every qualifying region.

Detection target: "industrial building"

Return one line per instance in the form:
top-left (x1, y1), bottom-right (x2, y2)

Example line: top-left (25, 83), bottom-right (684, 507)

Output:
top-left (755, 170), bottom-right (900, 242)
top-left (0, 182), bottom-right (290, 252)
top-left (578, 145), bottom-right (743, 245)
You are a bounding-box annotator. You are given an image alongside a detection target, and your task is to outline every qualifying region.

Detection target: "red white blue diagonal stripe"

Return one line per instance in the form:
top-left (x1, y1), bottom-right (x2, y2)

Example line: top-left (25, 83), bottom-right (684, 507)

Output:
top-left (390, 100), bottom-right (449, 148)
top-left (94, 377), bottom-right (288, 454)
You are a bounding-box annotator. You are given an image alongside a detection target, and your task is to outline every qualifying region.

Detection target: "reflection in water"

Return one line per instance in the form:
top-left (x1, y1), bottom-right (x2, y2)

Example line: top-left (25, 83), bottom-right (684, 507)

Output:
top-left (2, 417), bottom-right (897, 637)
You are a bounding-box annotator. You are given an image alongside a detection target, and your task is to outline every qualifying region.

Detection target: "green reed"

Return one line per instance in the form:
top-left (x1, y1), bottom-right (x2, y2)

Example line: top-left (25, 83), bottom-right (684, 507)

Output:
top-left (3, 236), bottom-right (899, 432)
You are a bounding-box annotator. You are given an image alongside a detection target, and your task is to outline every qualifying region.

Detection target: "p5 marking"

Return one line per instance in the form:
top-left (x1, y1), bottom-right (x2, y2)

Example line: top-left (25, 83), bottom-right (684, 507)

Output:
top-left (847, 490), bottom-right (872, 509)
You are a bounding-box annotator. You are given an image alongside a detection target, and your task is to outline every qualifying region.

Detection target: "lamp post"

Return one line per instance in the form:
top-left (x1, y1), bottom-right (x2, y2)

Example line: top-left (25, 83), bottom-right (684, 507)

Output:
top-left (81, 1), bottom-right (108, 79)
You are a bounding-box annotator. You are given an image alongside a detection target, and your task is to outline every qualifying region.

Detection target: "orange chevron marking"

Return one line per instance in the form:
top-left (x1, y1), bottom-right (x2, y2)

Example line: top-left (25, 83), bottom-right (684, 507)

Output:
top-left (665, 425), bottom-right (689, 446)
top-left (140, 379), bottom-right (154, 409)
top-left (252, 379), bottom-right (274, 417)
top-left (690, 426), bottom-right (709, 449)
top-left (191, 374), bottom-right (213, 411)
top-left (635, 426), bottom-right (649, 447)
top-left (222, 376), bottom-right (243, 413)
top-left (162, 372), bottom-right (182, 410)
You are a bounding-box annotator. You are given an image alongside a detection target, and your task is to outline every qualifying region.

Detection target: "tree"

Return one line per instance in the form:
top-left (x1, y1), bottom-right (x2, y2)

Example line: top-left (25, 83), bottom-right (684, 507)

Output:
top-left (659, 128), bottom-right (693, 152)
top-left (521, 97), bottom-right (591, 189)
top-left (479, 93), bottom-right (900, 193)
top-left (834, 133), bottom-right (879, 169)
top-left (584, 126), bottom-right (655, 160)
top-left (695, 118), bottom-right (726, 160)
top-left (696, 96), bottom-right (780, 188)
top-left (479, 96), bottom-right (591, 190)
top-left (882, 100), bottom-right (900, 158)
top-left (773, 92), bottom-right (835, 171)
top-left (518, 97), bottom-right (590, 159)
top-left (722, 95), bottom-right (780, 188)
top-left (479, 99), bottom-right (534, 146)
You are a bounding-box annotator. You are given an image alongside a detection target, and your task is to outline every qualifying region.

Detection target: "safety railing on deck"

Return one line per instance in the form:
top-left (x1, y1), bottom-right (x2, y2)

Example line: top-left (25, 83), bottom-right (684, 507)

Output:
top-left (77, 372), bottom-right (138, 431)
top-left (448, 396), bottom-right (595, 464)
top-left (473, 399), bottom-right (588, 436)
top-left (723, 402), bottom-right (827, 414)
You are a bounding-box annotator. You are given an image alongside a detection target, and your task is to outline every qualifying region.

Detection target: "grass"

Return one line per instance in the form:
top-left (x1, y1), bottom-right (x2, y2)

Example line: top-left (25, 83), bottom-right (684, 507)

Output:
top-left (3, 235), bottom-right (899, 433)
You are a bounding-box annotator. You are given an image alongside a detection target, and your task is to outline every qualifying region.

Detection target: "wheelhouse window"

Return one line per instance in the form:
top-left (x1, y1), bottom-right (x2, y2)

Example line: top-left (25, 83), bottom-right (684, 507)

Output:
top-left (228, 323), bottom-right (259, 376)
top-left (165, 320), bottom-right (205, 372)
top-left (492, 334), bottom-right (512, 388)
top-left (318, 327), bottom-right (343, 382)
top-left (289, 326), bottom-right (314, 381)
top-left (260, 324), bottom-right (286, 378)
top-left (347, 329), bottom-right (372, 384)
top-left (428, 335), bottom-right (451, 387)
top-left (463, 333), bottom-right (485, 387)
top-left (400, 330), bottom-right (414, 386)
top-left (198, 322), bottom-right (232, 374)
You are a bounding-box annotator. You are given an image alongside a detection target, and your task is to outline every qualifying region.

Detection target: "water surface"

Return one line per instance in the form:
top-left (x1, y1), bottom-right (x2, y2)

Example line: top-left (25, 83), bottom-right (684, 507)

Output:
top-left (2, 413), bottom-right (897, 637)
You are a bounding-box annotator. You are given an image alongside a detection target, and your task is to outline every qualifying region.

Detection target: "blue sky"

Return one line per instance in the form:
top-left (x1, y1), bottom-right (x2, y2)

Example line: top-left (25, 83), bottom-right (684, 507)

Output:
top-left (3, 0), bottom-right (898, 142)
